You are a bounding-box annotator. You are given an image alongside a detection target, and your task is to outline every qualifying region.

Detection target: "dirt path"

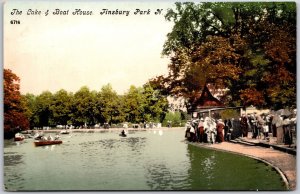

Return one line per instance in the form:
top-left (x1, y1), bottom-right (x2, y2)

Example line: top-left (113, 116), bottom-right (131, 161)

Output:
top-left (189, 141), bottom-right (296, 190)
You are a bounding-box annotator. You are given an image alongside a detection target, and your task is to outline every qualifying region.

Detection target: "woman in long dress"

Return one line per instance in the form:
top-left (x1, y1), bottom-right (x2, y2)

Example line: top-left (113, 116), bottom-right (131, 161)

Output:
top-left (272, 115), bottom-right (284, 144)
top-left (216, 119), bottom-right (224, 143)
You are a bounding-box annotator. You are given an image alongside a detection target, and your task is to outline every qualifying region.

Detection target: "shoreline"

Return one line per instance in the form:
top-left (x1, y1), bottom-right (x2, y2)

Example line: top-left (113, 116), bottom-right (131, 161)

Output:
top-left (187, 141), bottom-right (296, 190)
top-left (24, 127), bottom-right (185, 133)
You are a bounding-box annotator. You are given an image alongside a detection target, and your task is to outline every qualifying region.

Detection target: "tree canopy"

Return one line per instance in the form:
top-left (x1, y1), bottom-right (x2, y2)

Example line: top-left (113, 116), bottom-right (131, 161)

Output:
top-left (4, 69), bottom-right (29, 138)
top-left (151, 2), bottom-right (296, 111)
top-left (18, 83), bottom-right (169, 130)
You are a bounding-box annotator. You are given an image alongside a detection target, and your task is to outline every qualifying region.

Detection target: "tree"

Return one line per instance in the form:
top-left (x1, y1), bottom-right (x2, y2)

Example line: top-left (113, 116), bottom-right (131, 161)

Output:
top-left (142, 83), bottom-right (169, 123)
top-left (122, 84), bottom-right (169, 124)
top-left (4, 69), bottom-right (29, 138)
top-left (70, 86), bottom-right (97, 127)
top-left (34, 91), bottom-right (53, 128)
top-left (152, 2), bottom-right (296, 110)
top-left (98, 84), bottom-right (122, 125)
top-left (22, 93), bottom-right (37, 129)
top-left (50, 89), bottom-right (72, 127)
top-left (123, 85), bottom-right (144, 123)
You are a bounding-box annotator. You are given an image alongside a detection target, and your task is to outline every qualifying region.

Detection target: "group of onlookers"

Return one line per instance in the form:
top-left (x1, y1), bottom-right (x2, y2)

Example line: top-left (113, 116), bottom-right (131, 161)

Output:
top-left (185, 117), bottom-right (234, 144)
top-left (245, 111), bottom-right (296, 146)
top-left (185, 110), bottom-right (296, 146)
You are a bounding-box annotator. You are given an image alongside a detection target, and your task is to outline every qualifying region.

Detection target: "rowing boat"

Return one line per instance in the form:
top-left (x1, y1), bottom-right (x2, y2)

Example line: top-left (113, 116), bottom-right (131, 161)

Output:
top-left (34, 140), bottom-right (63, 146)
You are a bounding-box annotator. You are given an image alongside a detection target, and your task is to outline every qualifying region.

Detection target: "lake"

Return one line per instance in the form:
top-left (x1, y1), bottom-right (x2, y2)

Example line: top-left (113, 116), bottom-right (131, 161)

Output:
top-left (4, 129), bottom-right (286, 191)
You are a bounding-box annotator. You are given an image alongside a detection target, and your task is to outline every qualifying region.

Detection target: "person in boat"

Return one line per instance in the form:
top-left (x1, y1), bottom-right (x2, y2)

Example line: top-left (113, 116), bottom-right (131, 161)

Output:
top-left (121, 130), bottom-right (125, 135)
top-left (119, 130), bottom-right (127, 137)
top-left (55, 133), bottom-right (60, 140)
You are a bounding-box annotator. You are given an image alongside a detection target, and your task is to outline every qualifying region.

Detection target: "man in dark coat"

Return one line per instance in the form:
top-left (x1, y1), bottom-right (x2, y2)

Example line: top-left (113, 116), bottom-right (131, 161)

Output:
top-left (240, 114), bottom-right (248, 138)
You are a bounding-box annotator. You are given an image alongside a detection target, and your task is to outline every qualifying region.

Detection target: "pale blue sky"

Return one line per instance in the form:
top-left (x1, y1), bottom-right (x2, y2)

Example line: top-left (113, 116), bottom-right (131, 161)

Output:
top-left (4, 1), bottom-right (175, 95)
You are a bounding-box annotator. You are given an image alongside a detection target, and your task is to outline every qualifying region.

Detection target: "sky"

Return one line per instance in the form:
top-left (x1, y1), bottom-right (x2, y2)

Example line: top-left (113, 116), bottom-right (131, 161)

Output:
top-left (4, 1), bottom-right (175, 95)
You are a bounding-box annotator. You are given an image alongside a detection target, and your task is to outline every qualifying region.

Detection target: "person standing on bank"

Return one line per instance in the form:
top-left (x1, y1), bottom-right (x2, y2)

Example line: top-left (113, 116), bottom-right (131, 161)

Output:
top-left (198, 118), bottom-right (205, 143)
top-left (282, 116), bottom-right (292, 146)
top-left (256, 114), bottom-right (265, 139)
top-left (272, 114), bottom-right (284, 144)
top-left (216, 119), bottom-right (225, 143)
top-left (240, 114), bottom-right (248, 138)
top-left (224, 119), bottom-right (229, 141)
top-left (249, 113), bottom-right (257, 138)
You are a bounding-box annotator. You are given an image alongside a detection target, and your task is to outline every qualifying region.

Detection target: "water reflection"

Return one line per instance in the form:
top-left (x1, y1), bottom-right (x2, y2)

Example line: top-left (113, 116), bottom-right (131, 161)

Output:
top-left (158, 130), bottom-right (163, 136)
top-left (125, 137), bottom-right (146, 151)
top-left (4, 154), bottom-right (23, 166)
top-left (145, 162), bottom-right (172, 190)
top-left (4, 153), bottom-right (25, 190)
top-left (186, 144), bottom-right (286, 190)
top-left (42, 145), bottom-right (56, 151)
top-left (201, 154), bottom-right (216, 187)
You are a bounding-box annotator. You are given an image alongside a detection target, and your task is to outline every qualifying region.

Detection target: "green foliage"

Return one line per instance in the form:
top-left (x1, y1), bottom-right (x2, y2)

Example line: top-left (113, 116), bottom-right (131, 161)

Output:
top-left (162, 111), bottom-right (186, 127)
top-left (123, 85), bottom-right (146, 123)
top-left (70, 86), bottom-right (98, 127)
top-left (34, 91), bottom-right (53, 127)
top-left (122, 84), bottom-right (169, 124)
top-left (50, 89), bottom-right (72, 126)
top-left (20, 83), bottom-right (170, 128)
top-left (22, 94), bottom-right (37, 129)
top-left (219, 109), bottom-right (240, 120)
top-left (98, 84), bottom-right (122, 124)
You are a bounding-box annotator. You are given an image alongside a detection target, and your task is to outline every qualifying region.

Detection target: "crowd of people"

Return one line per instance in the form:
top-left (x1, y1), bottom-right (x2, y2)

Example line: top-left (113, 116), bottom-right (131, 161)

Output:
top-left (185, 109), bottom-right (296, 146)
top-left (244, 111), bottom-right (296, 146)
top-left (185, 117), bottom-right (233, 144)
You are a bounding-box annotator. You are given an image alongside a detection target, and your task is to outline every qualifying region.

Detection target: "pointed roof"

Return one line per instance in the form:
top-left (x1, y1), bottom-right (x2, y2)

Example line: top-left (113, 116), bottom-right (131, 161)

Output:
top-left (192, 85), bottom-right (224, 111)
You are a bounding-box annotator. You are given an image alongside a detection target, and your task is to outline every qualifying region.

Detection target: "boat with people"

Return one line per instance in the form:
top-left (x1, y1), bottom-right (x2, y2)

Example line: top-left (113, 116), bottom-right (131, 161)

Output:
top-left (14, 133), bottom-right (25, 141)
top-left (34, 140), bottom-right (63, 146)
top-left (34, 134), bottom-right (62, 146)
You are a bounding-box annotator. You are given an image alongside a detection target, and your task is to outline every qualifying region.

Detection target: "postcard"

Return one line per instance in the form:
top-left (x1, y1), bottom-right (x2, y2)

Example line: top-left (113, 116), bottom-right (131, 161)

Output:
top-left (3, 0), bottom-right (296, 191)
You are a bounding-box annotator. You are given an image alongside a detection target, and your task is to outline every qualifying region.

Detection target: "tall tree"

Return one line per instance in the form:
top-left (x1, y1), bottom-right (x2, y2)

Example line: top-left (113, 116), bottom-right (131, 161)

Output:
top-left (98, 84), bottom-right (121, 125)
top-left (70, 86), bottom-right (97, 127)
top-left (123, 85), bottom-right (145, 123)
top-left (22, 93), bottom-right (37, 129)
top-left (35, 91), bottom-right (53, 128)
top-left (152, 2), bottom-right (296, 111)
top-left (50, 89), bottom-right (72, 127)
top-left (4, 69), bottom-right (29, 138)
top-left (142, 83), bottom-right (169, 123)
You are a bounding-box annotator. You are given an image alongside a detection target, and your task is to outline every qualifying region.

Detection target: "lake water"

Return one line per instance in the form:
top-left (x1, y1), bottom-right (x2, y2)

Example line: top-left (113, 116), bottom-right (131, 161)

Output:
top-left (4, 129), bottom-right (286, 191)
